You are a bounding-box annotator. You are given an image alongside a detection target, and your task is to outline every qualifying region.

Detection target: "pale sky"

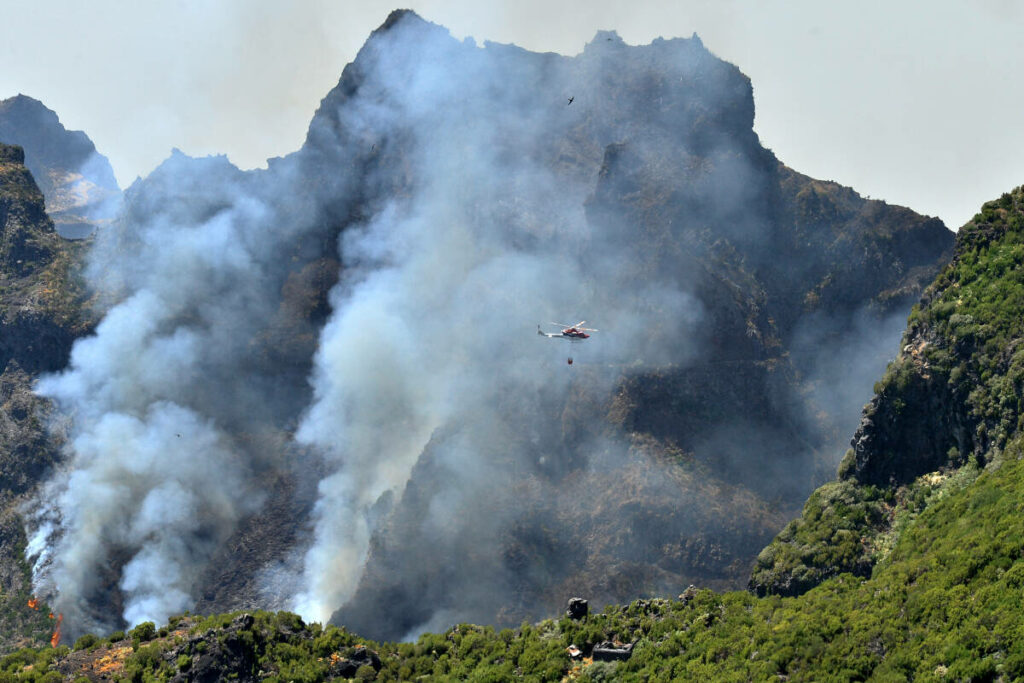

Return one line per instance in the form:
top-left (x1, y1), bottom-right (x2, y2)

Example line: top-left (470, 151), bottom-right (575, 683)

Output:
top-left (2, 0), bottom-right (1022, 229)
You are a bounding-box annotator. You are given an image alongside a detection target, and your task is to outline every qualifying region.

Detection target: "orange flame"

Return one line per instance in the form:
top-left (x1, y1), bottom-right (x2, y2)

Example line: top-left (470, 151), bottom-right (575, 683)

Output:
top-left (27, 598), bottom-right (39, 610)
top-left (50, 614), bottom-right (63, 648)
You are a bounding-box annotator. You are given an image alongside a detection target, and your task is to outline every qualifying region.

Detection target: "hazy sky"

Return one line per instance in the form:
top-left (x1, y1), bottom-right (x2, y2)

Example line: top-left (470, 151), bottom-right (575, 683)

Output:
top-left (2, 0), bottom-right (1022, 229)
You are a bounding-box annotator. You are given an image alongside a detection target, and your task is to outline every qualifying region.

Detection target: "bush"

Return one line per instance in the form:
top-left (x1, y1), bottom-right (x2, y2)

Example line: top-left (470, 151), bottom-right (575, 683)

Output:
top-left (130, 621), bottom-right (157, 650)
top-left (73, 633), bottom-right (98, 651)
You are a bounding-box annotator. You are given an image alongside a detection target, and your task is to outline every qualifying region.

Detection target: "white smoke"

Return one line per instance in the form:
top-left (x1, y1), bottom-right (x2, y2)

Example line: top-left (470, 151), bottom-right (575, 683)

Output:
top-left (30, 402), bottom-right (256, 630)
top-left (26, 151), bottom-right (321, 633)
top-left (287, 17), bottom-right (704, 622)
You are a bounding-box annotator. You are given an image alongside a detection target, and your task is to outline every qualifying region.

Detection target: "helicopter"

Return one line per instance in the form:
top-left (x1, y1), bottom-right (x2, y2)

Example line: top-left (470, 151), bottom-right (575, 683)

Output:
top-left (537, 321), bottom-right (597, 365)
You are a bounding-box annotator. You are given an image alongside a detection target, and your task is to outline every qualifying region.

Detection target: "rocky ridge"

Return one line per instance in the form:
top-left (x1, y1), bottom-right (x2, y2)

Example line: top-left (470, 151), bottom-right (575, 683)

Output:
top-left (0, 143), bottom-right (90, 651)
top-left (326, 12), bottom-right (953, 640)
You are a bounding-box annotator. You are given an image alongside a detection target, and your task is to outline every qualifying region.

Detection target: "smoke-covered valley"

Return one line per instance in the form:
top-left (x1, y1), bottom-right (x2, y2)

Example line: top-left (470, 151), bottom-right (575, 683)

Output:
top-left (8, 11), bottom-right (953, 642)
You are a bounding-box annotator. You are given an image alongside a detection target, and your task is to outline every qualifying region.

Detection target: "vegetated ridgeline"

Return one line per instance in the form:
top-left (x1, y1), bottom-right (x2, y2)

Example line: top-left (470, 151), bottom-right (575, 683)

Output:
top-left (0, 142), bottom-right (91, 653)
top-left (7, 10), bottom-right (955, 647)
top-left (749, 186), bottom-right (1024, 601)
top-left (5, 187), bottom-right (1021, 682)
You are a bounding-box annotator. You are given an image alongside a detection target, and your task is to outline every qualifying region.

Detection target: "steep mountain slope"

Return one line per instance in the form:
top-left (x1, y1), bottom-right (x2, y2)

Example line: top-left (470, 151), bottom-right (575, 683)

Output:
top-left (11, 186), bottom-right (1021, 683)
top-left (0, 95), bottom-right (120, 238)
top-left (324, 13), bottom-right (953, 640)
top-left (0, 143), bottom-right (90, 651)
top-left (751, 186), bottom-right (1024, 599)
top-left (16, 11), bottom-right (952, 642)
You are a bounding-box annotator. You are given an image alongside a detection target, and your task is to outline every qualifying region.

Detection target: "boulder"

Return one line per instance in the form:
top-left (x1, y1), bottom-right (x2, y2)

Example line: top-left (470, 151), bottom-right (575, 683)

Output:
top-left (566, 597), bottom-right (589, 620)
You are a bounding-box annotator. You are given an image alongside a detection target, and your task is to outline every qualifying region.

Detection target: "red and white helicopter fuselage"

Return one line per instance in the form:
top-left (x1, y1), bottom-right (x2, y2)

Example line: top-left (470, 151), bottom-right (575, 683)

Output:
top-left (537, 321), bottom-right (596, 341)
top-left (538, 321), bottom-right (597, 364)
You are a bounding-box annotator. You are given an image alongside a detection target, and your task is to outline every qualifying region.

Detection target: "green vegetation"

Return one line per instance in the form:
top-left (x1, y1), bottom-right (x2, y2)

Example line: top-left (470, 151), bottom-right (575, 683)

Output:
top-left (99, 438), bottom-right (1021, 681)
top-left (907, 188), bottom-right (1024, 452)
top-left (752, 186), bottom-right (1024, 598)
top-left (5, 433), bottom-right (1024, 679)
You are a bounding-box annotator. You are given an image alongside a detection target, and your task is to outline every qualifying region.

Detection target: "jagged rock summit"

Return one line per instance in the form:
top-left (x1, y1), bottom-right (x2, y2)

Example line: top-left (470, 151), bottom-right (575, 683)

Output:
top-left (0, 94), bottom-right (120, 238)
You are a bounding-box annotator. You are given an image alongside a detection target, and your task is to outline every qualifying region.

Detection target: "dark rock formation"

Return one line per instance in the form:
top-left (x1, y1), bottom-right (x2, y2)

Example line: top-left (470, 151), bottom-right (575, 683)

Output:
top-left (328, 645), bottom-right (383, 678)
top-left (844, 359), bottom-right (972, 488)
top-left (592, 640), bottom-right (634, 661)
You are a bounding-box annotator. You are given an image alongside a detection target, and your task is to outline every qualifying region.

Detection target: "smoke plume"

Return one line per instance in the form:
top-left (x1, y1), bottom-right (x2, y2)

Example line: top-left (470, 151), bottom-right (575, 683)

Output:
top-left (26, 149), bottom-right (328, 633)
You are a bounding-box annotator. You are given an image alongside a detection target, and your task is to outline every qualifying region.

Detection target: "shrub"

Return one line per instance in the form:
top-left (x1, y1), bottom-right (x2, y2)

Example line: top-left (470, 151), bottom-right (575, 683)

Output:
top-left (73, 634), bottom-right (98, 651)
top-left (129, 621), bottom-right (157, 649)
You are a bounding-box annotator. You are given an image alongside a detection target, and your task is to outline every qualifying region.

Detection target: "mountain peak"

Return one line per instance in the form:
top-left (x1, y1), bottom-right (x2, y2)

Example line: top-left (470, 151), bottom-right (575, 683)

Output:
top-left (589, 29), bottom-right (625, 46)
top-left (380, 8), bottom-right (423, 30)
top-left (0, 94), bottom-right (60, 121)
top-left (0, 94), bottom-right (120, 237)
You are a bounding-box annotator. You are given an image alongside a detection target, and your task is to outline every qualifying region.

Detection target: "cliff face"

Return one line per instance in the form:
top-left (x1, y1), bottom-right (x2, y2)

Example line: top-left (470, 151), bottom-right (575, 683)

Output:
top-left (0, 143), bottom-right (89, 650)
top-left (751, 186), bottom-right (1024, 597)
top-left (0, 143), bottom-right (87, 377)
top-left (0, 96), bottom-right (120, 238)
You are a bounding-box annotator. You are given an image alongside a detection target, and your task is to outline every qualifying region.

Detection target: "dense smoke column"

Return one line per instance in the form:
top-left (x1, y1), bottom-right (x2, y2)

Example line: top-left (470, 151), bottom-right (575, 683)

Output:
top-left (24, 148), bottom-right (344, 634)
top-left (290, 21), bottom-right (590, 621)
top-left (290, 14), bottom-right (711, 624)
